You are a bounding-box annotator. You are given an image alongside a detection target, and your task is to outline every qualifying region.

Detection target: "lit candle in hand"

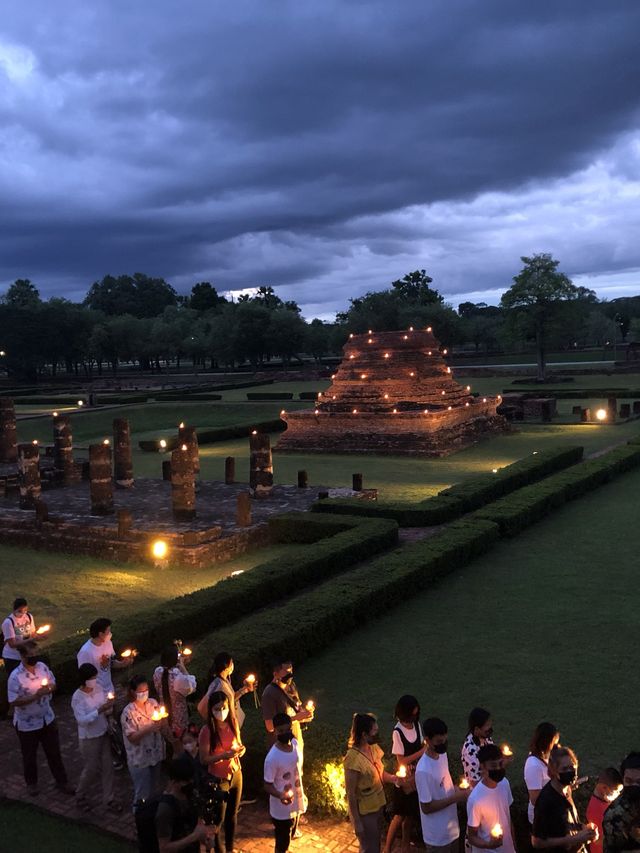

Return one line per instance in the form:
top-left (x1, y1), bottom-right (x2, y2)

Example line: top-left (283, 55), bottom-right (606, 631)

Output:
top-left (459, 778), bottom-right (470, 789)
top-left (151, 709), bottom-right (161, 721)
top-left (40, 678), bottom-right (49, 687)
top-left (181, 647), bottom-right (192, 657)
top-left (36, 624), bottom-right (51, 635)
top-left (491, 824), bottom-right (503, 840)
top-left (245, 674), bottom-right (256, 686)
top-left (396, 765), bottom-right (407, 779)
top-left (107, 691), bottom-right (115, 701)
top-left (121, 649), bottom-right (132, 659)
top-left (501, 744), bottom-right (513, 757)
top-left (305, 700), bottom-right (315, 712)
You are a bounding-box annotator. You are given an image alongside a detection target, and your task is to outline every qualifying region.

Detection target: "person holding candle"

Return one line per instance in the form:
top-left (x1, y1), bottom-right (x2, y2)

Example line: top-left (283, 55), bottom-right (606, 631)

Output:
top-left (344, 711), bottom-right (404, 853)
top-left (71, 662), bottom-right (121, 813)
top-left (198, 690), bottom-right (245, 853)
top-left (585, 767), bottom-right (623, 853)
top-left (261, 658), bottom-right (313, 758)
top-left (415, 717), bottom-right (470, 853)
top-left (2, 597), bottom-right (40, 675)
top-left (603, 752), bottom-right (640, 853)
top-left (264, 712), bottom-right (306, 853)
top-left (462, 708), bottom-right (495, 787)
top-left (196, 651), bottom-right (255, 728)
top-left (532, 746), bottom-right (596, 852)
top-left (7, 640), bottom-right (74, 797)
top-left (77, 618), bottom-right (134, 696)
top-left (384, 694), bottom-right (425, 853)
top-left (466, 743), bottom-right (516, 853)
top-left (525, 723), bottom-right (561, 825)
top-left (121, 674), bottom-right (168, 810)
top-left (153, 646), bottom-right (197, 738)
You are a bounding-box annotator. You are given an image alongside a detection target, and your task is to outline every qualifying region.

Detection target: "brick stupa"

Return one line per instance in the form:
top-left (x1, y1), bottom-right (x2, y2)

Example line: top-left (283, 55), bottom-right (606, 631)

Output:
top-left (276, 328), bottom-right (507, 456)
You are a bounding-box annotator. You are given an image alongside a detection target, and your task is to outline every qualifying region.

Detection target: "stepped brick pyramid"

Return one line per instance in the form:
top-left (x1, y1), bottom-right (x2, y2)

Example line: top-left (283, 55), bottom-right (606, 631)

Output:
top-left (276, 328), bottom-right (507, 456)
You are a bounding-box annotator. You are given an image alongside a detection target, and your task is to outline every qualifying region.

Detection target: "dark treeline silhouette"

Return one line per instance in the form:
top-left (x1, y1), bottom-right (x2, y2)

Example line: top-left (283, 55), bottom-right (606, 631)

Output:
top-left (0, 263), bottom-right (638, 380)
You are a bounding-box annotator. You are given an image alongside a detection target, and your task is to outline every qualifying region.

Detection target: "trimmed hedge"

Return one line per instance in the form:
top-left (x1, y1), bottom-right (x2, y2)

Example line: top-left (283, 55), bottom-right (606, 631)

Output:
top-left (299, 391), bottom-right (321, 400)
top-left (312, 446), bottom-right (584, 526)
top-left (138, 418), bottom-right (286, 452)
top-left (504, 387), bottom-right (640, 400)
top-left (246, 393), bottom-right (294, 400)
top-left (47, 512), bottom-right (398, 690)
top-left (473, 444), bottom-right (640, 537)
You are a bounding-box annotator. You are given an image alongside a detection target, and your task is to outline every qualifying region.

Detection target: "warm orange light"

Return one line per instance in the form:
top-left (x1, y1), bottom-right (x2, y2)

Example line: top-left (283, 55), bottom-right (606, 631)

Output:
top-left (384, 393), bottom-right (389, 399)
top-left (409, 372), bottom-right (415, 377)
top-left (384, 352), bottom-right (390, 358)
top-left (349, 354), bottom-right (355, 359)
top-left (596, 408), bottom-right (607, 421)
top-left (41, 678), bottom-right (49, 687)
top-left (428, 350), bottom-right (432, 355)
top-left (427, 326), bottom-right (432, 332)
top-left (107, 691), bottom-right (115, 700)
top-left (483, 397), bottom-right (487, 403)
top-left (441, 390), bottom-right (446, 396)
top-left (368, 329), bottom-right (372, 334)
top-left (152, 709), bottom-right (161, 721)
top-left (159, 439), bottom-right (167, 448)
top-left (403, 335), bottom-right (408, 340)
top-left (103, 439), bottom-right (110, 445)
top-left (397, 765), bottom-right (407, 778)
top-left (251, 429), bottom-right (257, 435)
top-left (502, 744), bottom-right (513, 757)
top-left (466, 385), bottom-right (471, 391)
top-left (36, 625), bottom-right (50, 635)
top-left (392, 408), bottom-right (397, 413)
top-left (246, 674), bottom-right (256, 684)
top-left (459, 778), bottom-right (470, 789)
top-left (306, 700), bottom-right (315, 711)
top-left (349, 333), bottom-right (354, 339)
top-left (368, 338), bottom-right (373, 344)
top-left (492, 468), bottom-right (498, 474)
top-left (352, 409), bottom-right (358, 414)
top-left (491, 824), bottom-right (503, 839)
top-left (280, 409), bottom-right (286, 415)
top-left (52, 411), bottom-right (58, 417)
top-left (121, 648), bottom-right (133, 659)
top-left (152, 540), bottom-right (168, 560)
top-left (443, 348), bottom-right (448, 354)
top-left (314, 409), bottom-right (319, 415)
top-left (447, 405), bottom-right (452, 410)
top-left (446, 367), bottom-right (451, 373)
top-left (32, 439), bottom-right (38, 445)
top-left (409, 326), bottom-right (414, 331)
top-left (424, 409), bottom-right (429, 414)
top-left (332, 395), bottom-right (336, 400)
top-left (182, 647), bottom-right (192, 656)
top-left (179, 421), bottom-right (185, 429)
top-left (465, 402), bottom-right (470, 407)
top-left (181, 443), bottom-right (187, 451)
top-left (360, 373), bottom-right (367, 379)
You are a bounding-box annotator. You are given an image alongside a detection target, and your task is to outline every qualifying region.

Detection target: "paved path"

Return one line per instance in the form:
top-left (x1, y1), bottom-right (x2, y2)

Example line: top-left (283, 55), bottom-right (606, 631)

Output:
top-left (0, 693), bottom-right (363, 852)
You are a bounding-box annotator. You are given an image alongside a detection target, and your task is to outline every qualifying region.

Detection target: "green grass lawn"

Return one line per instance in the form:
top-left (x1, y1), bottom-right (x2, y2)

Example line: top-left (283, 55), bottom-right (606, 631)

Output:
top-left (0, 801), bottom-right (133, 851)
top-left (0, 544), bottom-right (291, 641)
top-left (297, 463), bottom-right (640, 777)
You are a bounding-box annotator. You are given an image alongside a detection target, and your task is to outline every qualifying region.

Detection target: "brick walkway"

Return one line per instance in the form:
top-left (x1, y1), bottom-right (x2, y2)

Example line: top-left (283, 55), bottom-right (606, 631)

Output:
top-left (0, 694), bottom-right (362, 852)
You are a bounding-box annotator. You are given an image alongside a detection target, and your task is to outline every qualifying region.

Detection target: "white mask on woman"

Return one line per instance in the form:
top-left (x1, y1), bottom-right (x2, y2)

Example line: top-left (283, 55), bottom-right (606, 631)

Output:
top-left (213, 707), bottom-right (229, 722)
top-left (136, 691), bottom-right (149, 702)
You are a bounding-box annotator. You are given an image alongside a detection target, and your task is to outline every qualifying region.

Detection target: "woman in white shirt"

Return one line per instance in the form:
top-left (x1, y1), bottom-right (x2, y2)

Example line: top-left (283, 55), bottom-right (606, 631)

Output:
top-left (71, 662), bottom-right (120, 812)
top-left (384, 694), bottom-right (425, 853)
top-left (524, 721), bottom-right (560, 825)
top-left (152, 646), bottom-right (196, 737)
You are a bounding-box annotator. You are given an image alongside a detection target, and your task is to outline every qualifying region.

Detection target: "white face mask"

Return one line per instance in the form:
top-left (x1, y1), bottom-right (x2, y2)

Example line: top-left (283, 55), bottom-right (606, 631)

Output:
top-left (136, 691), bottom-right (149, 702)
top-left (213, 707), bottom-right (229, 722)
top-left (85, 678), bottom-right (97, 690)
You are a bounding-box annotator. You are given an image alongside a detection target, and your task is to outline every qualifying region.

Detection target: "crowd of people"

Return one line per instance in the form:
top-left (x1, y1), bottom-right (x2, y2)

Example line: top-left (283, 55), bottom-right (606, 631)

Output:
top-left (3, 599), bottom-right (640, 853)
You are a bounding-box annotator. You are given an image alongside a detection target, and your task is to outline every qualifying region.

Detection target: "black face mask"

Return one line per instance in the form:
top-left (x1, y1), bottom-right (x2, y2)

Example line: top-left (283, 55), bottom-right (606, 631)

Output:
top-left (434, 743), bottom-right (448, 754)
top-left (624, 785), bottom-right (640, 801)
top-left (280, 672), bottom-right (294, 683)
top-left (558, 769), bottom-right (576, 786)
top-left (277, 731), bottom-right (294, 744)
top-left (488, 768), bottom-right (506, 783)
top-left (26, 655), bottom-right (39, 667)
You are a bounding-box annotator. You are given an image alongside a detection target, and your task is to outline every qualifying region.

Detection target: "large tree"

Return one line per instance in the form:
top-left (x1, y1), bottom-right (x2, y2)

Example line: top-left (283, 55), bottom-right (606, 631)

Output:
top-left (501, 254), bottom-right (585, 381)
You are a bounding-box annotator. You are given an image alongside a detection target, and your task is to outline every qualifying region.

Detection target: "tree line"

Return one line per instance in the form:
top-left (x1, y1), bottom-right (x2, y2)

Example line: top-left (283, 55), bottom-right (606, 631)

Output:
top-left (0, 258), bottom-right (638, 380)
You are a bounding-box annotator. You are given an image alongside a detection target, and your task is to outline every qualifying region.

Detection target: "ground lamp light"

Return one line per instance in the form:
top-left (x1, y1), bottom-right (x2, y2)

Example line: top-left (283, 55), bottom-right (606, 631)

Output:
top-left (151, 539), bottom-right (169, 568)
top-left (596, 408), bottom-right (607, 421)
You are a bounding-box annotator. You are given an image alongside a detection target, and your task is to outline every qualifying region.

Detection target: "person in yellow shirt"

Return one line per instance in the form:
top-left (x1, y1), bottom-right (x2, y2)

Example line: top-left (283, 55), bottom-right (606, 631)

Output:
top-left (344, 712), bottom-right (403, 853)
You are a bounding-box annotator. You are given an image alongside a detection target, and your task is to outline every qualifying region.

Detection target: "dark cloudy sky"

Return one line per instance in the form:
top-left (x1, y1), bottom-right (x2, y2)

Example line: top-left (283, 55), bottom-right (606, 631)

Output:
top-left (2, 1), bottom-right (640, 319)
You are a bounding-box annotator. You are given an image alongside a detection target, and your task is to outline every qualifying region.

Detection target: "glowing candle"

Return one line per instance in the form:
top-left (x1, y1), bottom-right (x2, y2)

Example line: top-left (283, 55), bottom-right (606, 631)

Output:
top-left (159, 439), bottom-right (167, 449)
top-left (246, 674), bottom-right (256, 685)
top-left (427, 326), bottom-right (432, 332)
top-left (284, 786), bottom-right (294, 799)
top-left (403, 335), bottom-right (408, 340)
top-left (502, 744), bottom-right (513, 757)
top-left (36, 624), bottom-right (51, 635)
top-left (459, 778), bottom-right (470, 789)
top-left (41, 678), bottom-right (49, 687)
top-left (107, 691), bottom-right (115, 700)
top-left (491, 824), bottom-right (503, 839)
top-left (121, 648), bottom-right (133, 658)
top-left (52, 411), bottom-right (58, 417)
top-left (396, 765), bottom-right (407, 778)
top-left (152, 709), bottom-right (161, 721)
top-left (306, 700), bottom-right (315, 712)
top-left (181, 647), bottom-right (192, 657)
top-left (179, 421), bottom-right (185, 429)
top-left (159, 705), bottom-right (168, 718)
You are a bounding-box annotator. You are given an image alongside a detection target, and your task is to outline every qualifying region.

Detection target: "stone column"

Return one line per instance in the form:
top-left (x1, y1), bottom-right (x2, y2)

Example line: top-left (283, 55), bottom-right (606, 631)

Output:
top-left (178, 425), bottom-right (200, 474)
top-left (249, 432), bottom-right (273, 498)
top-left (113, 418), bottom-right (134, 488)
top-left (236, 492), bottom-right (252, 526)
top-left (0, 398), bottom-right (18, 463)
top-left (117, 509), bottom-right (133, 539)
top-left (297, 470), bottom-right (308, 488)
top-left (89, 443), bottom-right (114, 515)
top-left (225, 456), bottom-right (235, 485)
top-left (171, 444), bottom-right (196, 520)
top-left (18, 443), bottom-right (41, 509)
top-left (352, 473), bottom-right (363, 491)
top-left (53, 415), bottom-right (75, 484)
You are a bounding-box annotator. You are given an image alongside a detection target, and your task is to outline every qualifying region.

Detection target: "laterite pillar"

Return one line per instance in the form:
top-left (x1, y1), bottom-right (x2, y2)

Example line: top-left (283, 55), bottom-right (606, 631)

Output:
top-left (89, 443), bottom-right (114, 515)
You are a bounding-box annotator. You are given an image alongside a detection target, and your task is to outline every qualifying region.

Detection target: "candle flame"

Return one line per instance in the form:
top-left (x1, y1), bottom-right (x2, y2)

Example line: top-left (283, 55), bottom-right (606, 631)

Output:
top-left (121, 649), bottom-right (132, 658)
top-left (460, 778), bottom-right (470, 789)
top-left (491, 824), bottom-right (503, 839)
top-left (36, 624), bottom-right (50, 635)
top-left (107, 691), bottom-right (115, 700)
top-left (501, 744), bottom-right (513, 757)
top-left (41, 678), bottom-right (48, 687)
top-left (306, 700), bottom-right (315, 711)
top-left (246, 674), bottom-right (256, 684)
top-left (182, 647), bottom-right (192, 656)
top-left (397, 765), bottom-right (407, 778)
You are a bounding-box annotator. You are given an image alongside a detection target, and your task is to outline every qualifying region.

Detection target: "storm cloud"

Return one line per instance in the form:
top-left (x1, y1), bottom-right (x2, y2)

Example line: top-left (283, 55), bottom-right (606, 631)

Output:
top-left (1, 1), bottom-right (640, 316)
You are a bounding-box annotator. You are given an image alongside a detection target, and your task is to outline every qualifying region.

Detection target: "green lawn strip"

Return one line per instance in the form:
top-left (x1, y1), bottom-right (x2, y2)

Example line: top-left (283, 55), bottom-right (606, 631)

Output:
top-left (46, 513), bottom-right (398, 691)
top-left (312, 445), bottom-right (584, 525)
top-left (473, 443), bottom-right (640, 536)
top-left (0, 800), bottom-right (133, 852)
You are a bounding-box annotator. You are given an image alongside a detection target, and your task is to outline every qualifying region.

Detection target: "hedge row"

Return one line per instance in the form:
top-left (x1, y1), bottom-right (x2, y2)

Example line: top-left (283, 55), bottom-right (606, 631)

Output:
top-left (246, 392), bottom-right (294, 400)
top-left (47, 512), bottom-right (398, 690)
top-left (503, 387), bottom-right (640, 400)
top-left (138, 418), bottom-right (286, 452)
top-left (473, 444), bottom-right (640, 537)
top-left (299, 391), bottom-right (321, 400)
top-left (311, 446), bottom-right (584, 526)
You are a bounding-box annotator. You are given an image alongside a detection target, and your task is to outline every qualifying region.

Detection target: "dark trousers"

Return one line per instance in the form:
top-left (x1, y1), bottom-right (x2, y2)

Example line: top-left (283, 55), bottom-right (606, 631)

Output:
top-left (273, 817), bottom-right (294, 852)
top-left (16, 720), bottom-right (68, 787)
top-left (213, 768), bottom-right (242, 853)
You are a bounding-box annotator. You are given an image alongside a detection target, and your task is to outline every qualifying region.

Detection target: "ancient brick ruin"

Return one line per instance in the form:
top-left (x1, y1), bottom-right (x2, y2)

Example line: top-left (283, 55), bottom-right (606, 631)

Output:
top-left (277, 328), bottom-right (507, 456)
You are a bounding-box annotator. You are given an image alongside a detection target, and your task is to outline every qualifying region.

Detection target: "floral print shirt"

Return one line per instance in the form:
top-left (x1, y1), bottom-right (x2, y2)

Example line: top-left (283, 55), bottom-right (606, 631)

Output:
top-left (121, 698), bottom-right (165, 769)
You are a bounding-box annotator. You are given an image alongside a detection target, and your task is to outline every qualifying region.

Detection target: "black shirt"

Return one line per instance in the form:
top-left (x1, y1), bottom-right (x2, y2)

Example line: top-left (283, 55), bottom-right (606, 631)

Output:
top-left (533, 782), bottom-right (585, 853)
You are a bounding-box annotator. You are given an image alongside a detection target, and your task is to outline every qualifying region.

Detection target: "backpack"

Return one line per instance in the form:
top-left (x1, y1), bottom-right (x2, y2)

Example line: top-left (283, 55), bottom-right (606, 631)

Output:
top-left (135, 794), bottom-right (182, 853)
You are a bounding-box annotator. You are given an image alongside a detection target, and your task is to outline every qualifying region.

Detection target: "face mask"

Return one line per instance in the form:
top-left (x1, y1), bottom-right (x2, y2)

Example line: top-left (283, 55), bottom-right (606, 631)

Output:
top-left (434, 742), bottom-right (448, 754)
top-left (136, 691), bottom-right (149, 702)
top-left (280, 672), bottom-right (294, 683)
top-left (85, 678), bottom-right (97, 690)
top-left (624, 785), bottom-right (640, 801)
top-left (277, 731), bottom-right (294, 744)
top-left (488, 768), bottom-right (506, 783)
top-left (213, 708), bottom-right (229, 722)
top-left (366, 733), bottom-right (380, 745)
top-left (558, 769), bottom-right (576, 786)
top-left (26, 655), bottom-right (39, 667)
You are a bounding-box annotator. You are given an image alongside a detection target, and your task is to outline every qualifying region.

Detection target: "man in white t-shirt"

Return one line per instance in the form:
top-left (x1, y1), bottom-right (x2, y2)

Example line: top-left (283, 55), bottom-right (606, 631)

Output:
top-left (77, 617), bottom-right (133, 694)
top-left (467, 744), bottom-right (516, 853)
top-left (264, 712), bottom-right (306, 853)
top-left (415, 717), bottom-right (470, 853)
